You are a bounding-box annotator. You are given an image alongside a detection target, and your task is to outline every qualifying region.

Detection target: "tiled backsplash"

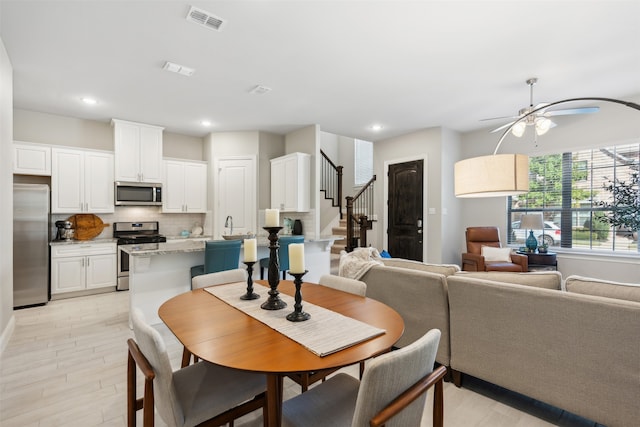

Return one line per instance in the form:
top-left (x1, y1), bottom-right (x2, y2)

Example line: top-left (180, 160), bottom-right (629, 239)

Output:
top-left (51, 208), bottom-right (317, 241)
top-left (51, 207), bottom-right (205, 240)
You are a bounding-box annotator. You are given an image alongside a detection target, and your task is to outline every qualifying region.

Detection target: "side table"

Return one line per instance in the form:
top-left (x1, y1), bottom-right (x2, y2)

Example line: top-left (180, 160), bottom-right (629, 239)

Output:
top-left (516, 251), bottom-right (557, 271)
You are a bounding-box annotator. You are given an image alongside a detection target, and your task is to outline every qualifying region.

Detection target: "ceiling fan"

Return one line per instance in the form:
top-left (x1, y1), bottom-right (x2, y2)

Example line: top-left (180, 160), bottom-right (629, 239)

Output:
top-left (482, 78), bottom-right (600, 137)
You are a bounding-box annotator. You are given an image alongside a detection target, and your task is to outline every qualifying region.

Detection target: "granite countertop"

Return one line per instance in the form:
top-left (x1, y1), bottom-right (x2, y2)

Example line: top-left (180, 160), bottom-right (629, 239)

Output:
top-left (121, 235), bottom-right (343, 257)
top-left (50, 238), bottom-right (117, 246)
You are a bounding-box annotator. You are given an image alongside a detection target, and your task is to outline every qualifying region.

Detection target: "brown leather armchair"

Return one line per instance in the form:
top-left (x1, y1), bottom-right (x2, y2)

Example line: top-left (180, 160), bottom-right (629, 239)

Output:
top-left (461, 226), bottom-right (528, 272)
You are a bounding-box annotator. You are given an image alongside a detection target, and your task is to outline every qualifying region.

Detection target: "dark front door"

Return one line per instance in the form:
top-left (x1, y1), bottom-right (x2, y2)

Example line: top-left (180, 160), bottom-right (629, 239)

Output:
top-left (387, 159), bottom-right (424, 261)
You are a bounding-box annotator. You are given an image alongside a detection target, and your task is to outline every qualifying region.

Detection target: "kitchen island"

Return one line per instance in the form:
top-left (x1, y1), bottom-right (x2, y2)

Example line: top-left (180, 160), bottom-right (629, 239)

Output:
top-left (122, 237), bottom-right (341, 325)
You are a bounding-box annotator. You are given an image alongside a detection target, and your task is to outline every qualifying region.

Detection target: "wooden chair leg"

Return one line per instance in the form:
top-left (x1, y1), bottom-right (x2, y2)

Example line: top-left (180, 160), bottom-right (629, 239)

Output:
top-left (181, 347), bottom-right (191, 368)
top-left (433, 374), bottom-right (444, 427)
top-left (359, 360), bottom-right (365, 379)
top-left (127, 339), bottom-right (156, 427)
top-left (260, 266), bottom-right (265, 280)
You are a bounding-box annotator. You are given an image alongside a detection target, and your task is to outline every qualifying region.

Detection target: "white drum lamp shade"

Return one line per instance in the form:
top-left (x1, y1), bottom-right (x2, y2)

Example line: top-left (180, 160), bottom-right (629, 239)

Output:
top-left (454, 154), bottom-right (529, 198)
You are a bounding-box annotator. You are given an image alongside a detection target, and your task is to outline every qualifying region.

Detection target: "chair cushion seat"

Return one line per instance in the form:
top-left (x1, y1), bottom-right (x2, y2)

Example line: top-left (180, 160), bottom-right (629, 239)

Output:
top-left (174, 361), bottom-right (266, 427)
top-left (282, 373), bottom-right (359, 427)
top-left (485, 262), bottom-right (523, 272)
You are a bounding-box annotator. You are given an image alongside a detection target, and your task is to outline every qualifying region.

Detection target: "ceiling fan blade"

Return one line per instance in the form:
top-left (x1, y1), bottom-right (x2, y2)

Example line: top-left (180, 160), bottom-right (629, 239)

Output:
top-left (480, 115), bottom-right (519, 122)
top-left (544, 106), bottom-right (600, 117)
top-left (489, 120), bottom-right (516, 133)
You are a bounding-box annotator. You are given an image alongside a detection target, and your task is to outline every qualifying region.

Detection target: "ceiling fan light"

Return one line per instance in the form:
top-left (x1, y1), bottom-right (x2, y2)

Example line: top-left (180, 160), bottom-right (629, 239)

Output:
top-left (535, 117), bottom-right (551, 135)
top-left (511, 121), bottom-right (526, 137)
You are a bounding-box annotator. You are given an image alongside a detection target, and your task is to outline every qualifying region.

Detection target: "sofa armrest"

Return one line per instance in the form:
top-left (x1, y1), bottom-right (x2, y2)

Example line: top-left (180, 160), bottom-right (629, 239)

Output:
top-left (461, 253), bottom-right (485, 271)
top-left (509, 253), bottom-right (528, 271)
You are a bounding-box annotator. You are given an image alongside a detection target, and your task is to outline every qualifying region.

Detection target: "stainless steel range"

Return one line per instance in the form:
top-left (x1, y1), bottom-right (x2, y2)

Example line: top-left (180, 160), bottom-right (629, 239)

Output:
top-left (114, 221), bottom-right (166, 290)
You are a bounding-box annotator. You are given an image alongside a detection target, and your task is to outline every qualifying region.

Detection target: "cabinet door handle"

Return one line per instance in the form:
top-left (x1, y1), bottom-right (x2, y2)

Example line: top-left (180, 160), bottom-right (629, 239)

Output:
top-left (86, 257), bottom-right (90, 267)
top-left (81, 258), bottom-right (85, 267)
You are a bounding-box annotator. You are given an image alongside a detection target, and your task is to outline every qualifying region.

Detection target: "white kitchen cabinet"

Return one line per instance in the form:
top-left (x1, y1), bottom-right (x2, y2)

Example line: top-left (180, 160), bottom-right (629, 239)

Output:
top-left (51, 148), bottom-right (114, 214)
top-left (13, 141), bottom-right (51, 176)
top-left (162, 159), bottom-right (207, 213)
top-left (112, 119), bottom-right (163, 183)
top-left (270, 152), bottom-right (310, 212)
top-left (51, 243), bottom-right (117, 294)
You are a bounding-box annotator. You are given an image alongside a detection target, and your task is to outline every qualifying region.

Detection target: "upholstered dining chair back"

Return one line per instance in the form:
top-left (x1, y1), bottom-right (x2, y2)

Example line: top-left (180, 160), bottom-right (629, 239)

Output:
top-left (129, 308), bottom-right (267, 427)
top-left (318, 274), bottom-right (367, 296)
top-left (130, 308), bottom-right (184, 426)
top-left (282, 328), bottom-right (446, 427)
top-left (466, 226), bottom-right (502, 254)
top-left (259, 235), bottom-right (305, 280)
top-left (190, 239), bottom-right (242, 279)
top-left (352, 328), bottom-right (441, 426)
top-left (192, 268), bottom-right (247, 289)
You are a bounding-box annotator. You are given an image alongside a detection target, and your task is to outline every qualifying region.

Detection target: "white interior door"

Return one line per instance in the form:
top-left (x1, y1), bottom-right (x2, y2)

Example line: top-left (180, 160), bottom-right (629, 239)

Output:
top-left (215, 157), bottom-right (256, 238)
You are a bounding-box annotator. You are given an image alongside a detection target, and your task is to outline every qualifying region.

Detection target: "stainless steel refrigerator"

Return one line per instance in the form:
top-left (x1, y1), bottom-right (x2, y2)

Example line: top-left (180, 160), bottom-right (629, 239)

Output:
top-left (13, 183), bottom-right (50, 308)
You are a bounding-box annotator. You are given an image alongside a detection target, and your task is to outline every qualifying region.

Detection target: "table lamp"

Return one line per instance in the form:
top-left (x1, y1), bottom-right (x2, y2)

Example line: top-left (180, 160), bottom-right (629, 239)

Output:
top-left (520, 213), bottom-right (544, 252)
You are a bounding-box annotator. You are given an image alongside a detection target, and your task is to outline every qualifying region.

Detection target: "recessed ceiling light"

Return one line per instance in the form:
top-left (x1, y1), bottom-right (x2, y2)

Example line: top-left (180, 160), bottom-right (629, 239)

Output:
top-left (201, 120), bottom-right (212, 127)
top-left (81, 97), bottom-right (97, 105)
top-left (163, 61), bottom-right (195, 77)
top-left (370, 124), bottom-right (383, 131)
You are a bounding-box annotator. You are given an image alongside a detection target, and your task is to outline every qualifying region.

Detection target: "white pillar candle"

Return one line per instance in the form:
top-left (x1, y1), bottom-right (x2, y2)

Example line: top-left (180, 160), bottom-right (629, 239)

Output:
top-left (288, 243), bottom-right (305, 274)
top-left (244, 238), bottom-right (257, 262)
top-left (265, 209), bottom-right (280, 227)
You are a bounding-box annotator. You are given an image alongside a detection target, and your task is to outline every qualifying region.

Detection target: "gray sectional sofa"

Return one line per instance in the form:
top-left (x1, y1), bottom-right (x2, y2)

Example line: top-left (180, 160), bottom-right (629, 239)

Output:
top-left (354, 260), bottom-right (640, 427)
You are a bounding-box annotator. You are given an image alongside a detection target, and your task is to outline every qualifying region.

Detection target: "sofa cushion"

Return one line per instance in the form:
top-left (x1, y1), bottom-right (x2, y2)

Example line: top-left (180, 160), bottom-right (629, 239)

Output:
top-left (565, 275), bottom-right (640, 303)
top-left (481, 246), bottom-right (512, 262)
top-left (380, 258), bottom-right (460, 276)
top-left (454, 271), bottom-right (562, 290)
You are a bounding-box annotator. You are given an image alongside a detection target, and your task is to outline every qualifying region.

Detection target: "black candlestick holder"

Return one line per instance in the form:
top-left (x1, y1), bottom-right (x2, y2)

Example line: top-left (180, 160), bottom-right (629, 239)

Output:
top-left (260, 226), bottom-right (287, 310)
top-left (240, 261), bottom-right (260, 300)
top-left (286, 270), bottom-right (310, 322)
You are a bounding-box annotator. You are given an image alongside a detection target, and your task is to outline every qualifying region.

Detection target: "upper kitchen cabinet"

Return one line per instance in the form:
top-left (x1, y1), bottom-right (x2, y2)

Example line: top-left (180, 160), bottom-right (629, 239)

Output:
top-left (13, 141), bottom-right (52, 176)
top-left (112, 119), bottom-right (163, 183)
top-left (162, 159), bottom-right (207, 213)
top-left (51, 148), bottom-right (114, 214)
top-left (270, 152), bottom-right (310, 212)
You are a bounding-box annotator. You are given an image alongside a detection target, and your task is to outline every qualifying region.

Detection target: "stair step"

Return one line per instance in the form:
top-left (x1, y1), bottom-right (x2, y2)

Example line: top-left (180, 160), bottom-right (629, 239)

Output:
top-left (332, 226), bottom-right (347, 236)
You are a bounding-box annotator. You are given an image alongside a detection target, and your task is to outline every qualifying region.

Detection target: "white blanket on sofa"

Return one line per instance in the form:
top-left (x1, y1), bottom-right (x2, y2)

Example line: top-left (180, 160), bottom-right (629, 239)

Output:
top-left (338, 247), bottom-right (384, 280)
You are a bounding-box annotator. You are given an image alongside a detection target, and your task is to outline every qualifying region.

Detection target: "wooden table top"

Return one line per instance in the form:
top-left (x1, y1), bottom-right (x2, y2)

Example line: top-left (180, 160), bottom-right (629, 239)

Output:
top-left (158, 280), bottom-right (405, 374)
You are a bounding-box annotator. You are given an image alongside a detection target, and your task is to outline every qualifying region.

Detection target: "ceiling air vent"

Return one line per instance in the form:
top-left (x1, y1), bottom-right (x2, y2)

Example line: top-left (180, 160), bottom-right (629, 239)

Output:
top-left (186, 6), bottom-right (225, 31)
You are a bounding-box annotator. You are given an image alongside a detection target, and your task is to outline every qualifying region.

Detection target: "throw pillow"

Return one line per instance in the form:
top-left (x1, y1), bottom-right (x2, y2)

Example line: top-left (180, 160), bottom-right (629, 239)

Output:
top-left (380, 250), bottom-right (391, 258)
top-left (481, 246), bottom-right (512, 262)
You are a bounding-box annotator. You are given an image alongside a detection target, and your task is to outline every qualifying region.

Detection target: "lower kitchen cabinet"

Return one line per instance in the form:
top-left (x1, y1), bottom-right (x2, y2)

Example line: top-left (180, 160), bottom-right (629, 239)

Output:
top-left (51, 243), bottom-right (117, 294)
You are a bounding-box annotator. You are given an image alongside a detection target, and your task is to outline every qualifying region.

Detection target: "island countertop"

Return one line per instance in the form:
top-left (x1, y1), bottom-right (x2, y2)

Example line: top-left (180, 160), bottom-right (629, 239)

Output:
top-left (120, 235), bottom-right (343, 257)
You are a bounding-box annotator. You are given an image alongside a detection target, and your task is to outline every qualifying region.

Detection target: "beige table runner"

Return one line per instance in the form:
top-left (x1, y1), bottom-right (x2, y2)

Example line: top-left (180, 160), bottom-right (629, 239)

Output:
top-left (204, 282), bottom-right (385, 357)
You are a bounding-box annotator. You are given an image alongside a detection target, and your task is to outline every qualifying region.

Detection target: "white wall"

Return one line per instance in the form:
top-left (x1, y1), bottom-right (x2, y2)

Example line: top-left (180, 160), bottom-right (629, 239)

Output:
top-left (14, 109), bottom-right (205, 160)
top-left (1, 37), bottom-right (15, 353)
top-left (373, 127), bottom-right (455, 263)
top-left (458, 94), bottom-right (640, 281)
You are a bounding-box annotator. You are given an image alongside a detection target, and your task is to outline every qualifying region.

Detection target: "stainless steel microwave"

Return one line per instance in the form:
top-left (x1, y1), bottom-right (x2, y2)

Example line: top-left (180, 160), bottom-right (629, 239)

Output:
top-left (115, 182), bottom-right (162, 206)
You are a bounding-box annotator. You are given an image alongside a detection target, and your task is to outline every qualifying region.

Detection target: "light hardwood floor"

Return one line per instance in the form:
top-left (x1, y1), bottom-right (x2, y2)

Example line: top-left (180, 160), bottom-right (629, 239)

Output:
top-left (1, 291), bottom-right (601, 427)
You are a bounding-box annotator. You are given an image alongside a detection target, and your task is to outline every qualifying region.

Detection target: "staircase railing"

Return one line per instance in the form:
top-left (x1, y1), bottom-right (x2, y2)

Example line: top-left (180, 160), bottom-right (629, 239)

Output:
top-left (345, 175), bottom-right (376, 252)
top-left (320, 150), bottom-right (343, 219)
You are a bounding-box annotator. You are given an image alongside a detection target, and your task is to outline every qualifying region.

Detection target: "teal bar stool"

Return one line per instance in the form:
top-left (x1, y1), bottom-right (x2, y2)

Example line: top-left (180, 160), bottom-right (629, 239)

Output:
top-left (259, 235), bottom-right (304, 280)
top-left (191, 240), bottom-right (242, 280)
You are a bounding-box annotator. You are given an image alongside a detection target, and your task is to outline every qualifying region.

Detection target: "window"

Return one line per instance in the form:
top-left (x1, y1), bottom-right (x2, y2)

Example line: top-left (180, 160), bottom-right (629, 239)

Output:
top-left (354, 139), bottom-right (373, 186)
top-left (507, 143), bottom-right (639, 253)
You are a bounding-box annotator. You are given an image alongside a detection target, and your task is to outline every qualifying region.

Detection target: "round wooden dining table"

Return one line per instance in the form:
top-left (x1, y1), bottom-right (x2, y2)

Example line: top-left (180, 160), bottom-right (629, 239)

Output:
top-left (158, 279), bottom-right (404, 427)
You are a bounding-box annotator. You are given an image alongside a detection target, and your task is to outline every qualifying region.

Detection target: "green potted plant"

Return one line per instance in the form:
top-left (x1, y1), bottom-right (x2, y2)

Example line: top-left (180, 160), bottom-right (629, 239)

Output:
top-left (538, 243), bottom-right (549, 253)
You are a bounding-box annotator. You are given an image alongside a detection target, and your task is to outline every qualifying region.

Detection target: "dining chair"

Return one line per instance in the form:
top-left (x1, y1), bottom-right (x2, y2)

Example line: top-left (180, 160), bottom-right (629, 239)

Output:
top-left (281, 329), bottom-right (446, 427)
top-left (259, 235), bottom-right (304, 280)
top-left (286, 274), bottom-right (368, 392)
top-left (190, 239), bottom-right (242, 279)
top-left (127, 308), bottom-right (267, 427)
top-left (182, 268), bottom-right (248, 367)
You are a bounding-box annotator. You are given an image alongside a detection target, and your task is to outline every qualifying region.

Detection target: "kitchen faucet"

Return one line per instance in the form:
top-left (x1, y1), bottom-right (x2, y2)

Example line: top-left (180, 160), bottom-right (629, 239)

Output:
top-left (224, 216), bottom-right (233, 235)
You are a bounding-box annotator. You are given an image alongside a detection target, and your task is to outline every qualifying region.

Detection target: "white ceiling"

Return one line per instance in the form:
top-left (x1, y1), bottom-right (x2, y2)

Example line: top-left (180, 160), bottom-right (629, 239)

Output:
top-left (1, 1), bottom-right (639, 141)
